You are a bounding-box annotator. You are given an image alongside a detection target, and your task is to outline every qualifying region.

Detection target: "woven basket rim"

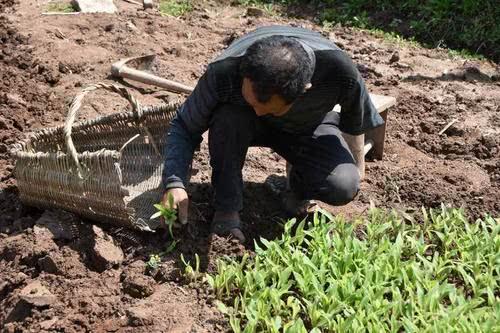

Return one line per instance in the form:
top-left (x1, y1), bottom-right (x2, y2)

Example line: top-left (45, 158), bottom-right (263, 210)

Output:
top-left (11, 101), bottom-right (180, 158)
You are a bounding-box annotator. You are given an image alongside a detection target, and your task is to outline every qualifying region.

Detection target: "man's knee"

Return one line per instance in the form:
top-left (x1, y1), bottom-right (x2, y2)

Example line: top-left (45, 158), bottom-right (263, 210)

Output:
top-left (321, 163), bottom-right (360, 205)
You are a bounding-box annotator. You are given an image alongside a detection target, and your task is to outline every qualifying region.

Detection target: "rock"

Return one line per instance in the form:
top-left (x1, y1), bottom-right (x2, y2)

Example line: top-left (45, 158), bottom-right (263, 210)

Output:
top-left (32, 226), bottom-right (59, 255)
top-left (38, 255), bottom-right (60, 274)
top-left (126, 21), bottom-right (138, 32)
top-left (143, 0), bottom-right (153, 9)
top-left (19, 281), bottom-right (57, 307)
top-left (6, 281), bottom-right (57, 322)
top-left (122, 273), bottom-right (155, 298)
top-left (39, 318), bottom-right (58, 330)
top-left (6, 93), bottom-right (27, 106)
top-left (71, 0), bottom-right (117, 13)
top-left (389, 51), bottom-right (400, 63)
top-left (104, 23), bottom-right (114, 32)
top-left (150, 263), bottom-right (178, 283)
top-left (127, 306), bottom-right (154, 326)
top-left (246, 7), bottom-right (265, 17)
top-left (91, 225), bottom-right (124, 272)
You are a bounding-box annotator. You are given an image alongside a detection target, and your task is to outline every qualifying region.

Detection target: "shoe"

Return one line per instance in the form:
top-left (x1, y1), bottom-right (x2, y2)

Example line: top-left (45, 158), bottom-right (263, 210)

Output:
top-left (210, 219), bottom-right (246, 243)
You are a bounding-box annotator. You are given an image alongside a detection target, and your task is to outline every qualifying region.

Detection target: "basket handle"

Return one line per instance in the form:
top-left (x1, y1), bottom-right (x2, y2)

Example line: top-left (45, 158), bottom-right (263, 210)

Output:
top-left (64, 83), bottom-right (141, 179)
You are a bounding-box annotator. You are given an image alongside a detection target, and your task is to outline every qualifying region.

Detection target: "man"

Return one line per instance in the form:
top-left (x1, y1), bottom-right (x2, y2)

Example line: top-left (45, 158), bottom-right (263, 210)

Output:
top-left (161, 25), bottom-right (384, 243)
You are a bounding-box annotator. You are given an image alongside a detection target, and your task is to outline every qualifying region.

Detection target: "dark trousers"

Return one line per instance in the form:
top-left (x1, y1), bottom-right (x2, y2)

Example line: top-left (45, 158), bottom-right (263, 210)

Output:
top-left (208, 104), bottom-right (360, 212)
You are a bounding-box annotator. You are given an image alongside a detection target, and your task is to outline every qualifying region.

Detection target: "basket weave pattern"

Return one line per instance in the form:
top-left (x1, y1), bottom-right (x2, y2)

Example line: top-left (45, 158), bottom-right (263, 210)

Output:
top-left (11, 83), bottom-right (179, 231)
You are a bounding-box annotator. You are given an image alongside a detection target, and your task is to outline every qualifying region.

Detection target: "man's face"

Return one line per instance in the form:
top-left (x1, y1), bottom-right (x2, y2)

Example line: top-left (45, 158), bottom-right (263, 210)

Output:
top-left (242, 78), bottom-right (293, 117)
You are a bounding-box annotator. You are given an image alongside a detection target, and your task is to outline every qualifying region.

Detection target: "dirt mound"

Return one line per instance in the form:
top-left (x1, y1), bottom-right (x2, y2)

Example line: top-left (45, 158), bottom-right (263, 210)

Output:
top-left (0, 1), bottom-right (65, 189)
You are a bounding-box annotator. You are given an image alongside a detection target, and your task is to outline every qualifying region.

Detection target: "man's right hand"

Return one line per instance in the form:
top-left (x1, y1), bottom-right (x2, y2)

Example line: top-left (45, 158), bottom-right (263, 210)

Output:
top-left (162, 188), bottom-right (189, 225)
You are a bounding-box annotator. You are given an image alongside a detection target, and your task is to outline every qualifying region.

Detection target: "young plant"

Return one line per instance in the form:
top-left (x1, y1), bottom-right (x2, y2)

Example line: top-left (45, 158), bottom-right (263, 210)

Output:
top-left (150, 193), bottom-right (178, 238)
top-left (207, 207), bottom-right (499, 331)
top-left (181, 253), bottom-right (201, 282)
top-left (146, 254), bottom-right (161, 271)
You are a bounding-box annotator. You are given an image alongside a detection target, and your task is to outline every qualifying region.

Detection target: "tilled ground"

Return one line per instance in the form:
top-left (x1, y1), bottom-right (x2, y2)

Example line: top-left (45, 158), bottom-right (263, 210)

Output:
top-left (0, 0), bottom-right (499, 331)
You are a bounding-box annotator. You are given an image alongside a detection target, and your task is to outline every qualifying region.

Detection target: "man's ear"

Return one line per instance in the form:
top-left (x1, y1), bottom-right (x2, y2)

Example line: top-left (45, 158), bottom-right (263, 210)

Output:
top-left (304, 83), bottom-right (312, 92)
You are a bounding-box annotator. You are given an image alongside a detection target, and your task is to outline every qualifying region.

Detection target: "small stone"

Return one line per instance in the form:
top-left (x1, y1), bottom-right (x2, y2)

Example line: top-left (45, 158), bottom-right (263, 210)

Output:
top-left (40, 318), bottom-right (58, 330)
top-left (126, 21), bottom-right (138, 32)
top-left (389, 51), bottom-right (400, 63)
top-left (91, 225), bottom-right (124, 272)
top-left (246, 7), bottom-right (265, 17)
top-left (104, 23), bottom-right (114, 32)
top-left (143, 0), bottom-right (153, 9)
top-left (122, 274), bottom-right (155, 298)
top-left (38, 255), bottom-right (60, 274)
top-left (127, 307), bottom-right (154, 326)
top-left (6, 93), bottom-right (27, 106)
top-left (19, 281), bottom-right (57, 307)
top-left (32, 226), bottom-right (59, 254)
top-left (71, 0), bottom-right (117, 13)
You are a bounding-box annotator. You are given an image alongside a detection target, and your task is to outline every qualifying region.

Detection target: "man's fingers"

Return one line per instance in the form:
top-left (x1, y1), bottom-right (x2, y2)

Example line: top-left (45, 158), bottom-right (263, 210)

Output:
top-left (178, 197), bottom-right (189, 225)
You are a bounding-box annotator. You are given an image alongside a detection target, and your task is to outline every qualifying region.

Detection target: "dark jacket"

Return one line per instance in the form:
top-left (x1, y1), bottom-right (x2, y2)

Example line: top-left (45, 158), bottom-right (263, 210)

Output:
top-left (162, 26), bottom-right (384, 190)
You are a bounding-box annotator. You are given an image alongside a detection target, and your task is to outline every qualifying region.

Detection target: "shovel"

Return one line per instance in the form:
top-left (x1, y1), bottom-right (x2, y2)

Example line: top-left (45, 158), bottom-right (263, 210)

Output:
top-left (111, 55), bottom-right (194, 94)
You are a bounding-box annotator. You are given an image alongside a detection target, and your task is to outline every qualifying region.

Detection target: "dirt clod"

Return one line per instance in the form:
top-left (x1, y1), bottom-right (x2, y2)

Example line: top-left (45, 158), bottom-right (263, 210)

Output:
top-left (122, 273), bottom-right (155, 298)
top-left (6, 281), bottom-right (57, 323)
top-left (127, 306), bottom-right (155, 326)
top-left (90, 225), bottom-right (124, 272)
top-left (246, 7), bottom-right (265, 17)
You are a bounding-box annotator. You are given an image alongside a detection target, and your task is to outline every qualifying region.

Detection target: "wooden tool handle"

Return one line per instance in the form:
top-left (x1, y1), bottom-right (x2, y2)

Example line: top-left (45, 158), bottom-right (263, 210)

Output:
top-left (119, 67), bottom-right (194, 94)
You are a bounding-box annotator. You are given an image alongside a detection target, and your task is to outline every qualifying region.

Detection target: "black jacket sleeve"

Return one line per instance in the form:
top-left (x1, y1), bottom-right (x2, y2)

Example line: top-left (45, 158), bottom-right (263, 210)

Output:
top-left (162, 65), bottom-right (219, 190)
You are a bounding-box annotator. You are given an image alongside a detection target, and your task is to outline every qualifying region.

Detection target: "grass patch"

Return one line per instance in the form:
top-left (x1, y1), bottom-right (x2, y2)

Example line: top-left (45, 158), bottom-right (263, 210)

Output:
top-left (159, 0), bottom-right (192, 17)
top-left (448, 49), bottom-right (486, 61)
top-left (204, 207), bottom-right (499, 332)
top-left (236, 0), bottom-right (279, 16)
top-left (231, 0), bottom-right (499, 62)
top-left (46, 1), bottom-right (76, 13)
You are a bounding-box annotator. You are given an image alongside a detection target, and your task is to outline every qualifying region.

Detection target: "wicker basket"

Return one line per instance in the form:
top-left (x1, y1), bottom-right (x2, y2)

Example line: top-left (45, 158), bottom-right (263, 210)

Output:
top-left (11, 83), bottom-right (180, 231)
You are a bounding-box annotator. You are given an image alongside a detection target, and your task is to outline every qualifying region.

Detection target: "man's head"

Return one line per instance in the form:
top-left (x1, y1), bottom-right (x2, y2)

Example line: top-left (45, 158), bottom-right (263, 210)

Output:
top-left (240, 35), bottom-right (314, 117)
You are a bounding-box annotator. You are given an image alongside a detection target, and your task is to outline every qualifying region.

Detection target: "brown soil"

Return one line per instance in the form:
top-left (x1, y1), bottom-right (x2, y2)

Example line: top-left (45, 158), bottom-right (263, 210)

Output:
top-left (1, 0), bottom-right (499, 331)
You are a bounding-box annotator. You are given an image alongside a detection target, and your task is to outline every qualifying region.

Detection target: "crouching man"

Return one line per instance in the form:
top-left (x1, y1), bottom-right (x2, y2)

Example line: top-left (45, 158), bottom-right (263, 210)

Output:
top-left (161, 26), bottom-right (384, 243)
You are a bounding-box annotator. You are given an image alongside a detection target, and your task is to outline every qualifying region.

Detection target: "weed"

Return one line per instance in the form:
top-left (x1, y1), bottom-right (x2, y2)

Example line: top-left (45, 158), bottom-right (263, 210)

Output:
top-left (181, 253), bottom-right (201, 282)
top-left (46, 1), bottom-right (75, 13)
top-left (159, 0), bottom-right (192, 17)
top-left (150, 192), bottom-right (177, 238)
top-left (447, 49), bottom-right (486, 61)
top-left (364, 28), bottom-right (421, 48)
top-left (146, 254), bottom-right (161, 271)
top-left (208, 206), bottom-right (499, 331)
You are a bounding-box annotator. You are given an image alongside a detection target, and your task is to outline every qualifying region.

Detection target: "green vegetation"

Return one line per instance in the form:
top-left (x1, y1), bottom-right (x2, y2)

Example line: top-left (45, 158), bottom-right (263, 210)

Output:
top-left (237, 0), bottom-right (278, 16)
top-left (46, 1), bottom-right (76, 13)
top-left (363, 29), bottom-right (421, 49)
top-left (150, 193), bottom-right (178, 238)
top-left (147, 254), bottom-right (162, 270)
top-left (181, 253), bottom-right (202, 282)
top-left (159, 0), bottom-right (192, 17)
top-left (202, 207), bottom-right (499, 332)
top-left (235, 0), bottom-right (499, 62)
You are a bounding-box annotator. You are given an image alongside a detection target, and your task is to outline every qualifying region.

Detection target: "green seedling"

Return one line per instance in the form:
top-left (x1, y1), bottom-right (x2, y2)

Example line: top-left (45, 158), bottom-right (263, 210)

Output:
top-left (181, 253), bottom-right (201, 282)
top-left (151, 193), bottom-right (177, 238)
top-left (146, 254), bottom-right (161, 271)
top-left (207, 207), bottom-right (499, 331)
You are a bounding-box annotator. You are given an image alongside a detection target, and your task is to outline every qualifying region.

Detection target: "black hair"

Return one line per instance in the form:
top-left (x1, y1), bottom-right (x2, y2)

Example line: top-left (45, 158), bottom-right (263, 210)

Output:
top-left (240, 35), bottom-right (314, 104)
